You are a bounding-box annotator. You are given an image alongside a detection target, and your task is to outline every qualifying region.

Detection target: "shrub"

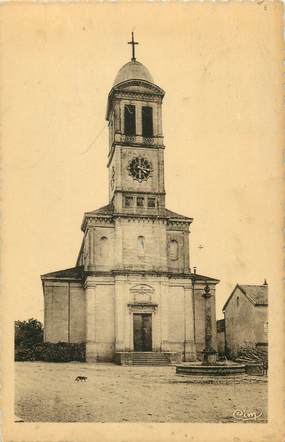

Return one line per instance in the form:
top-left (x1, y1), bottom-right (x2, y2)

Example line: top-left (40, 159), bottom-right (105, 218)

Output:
top-left (15, 342), bottom-right (86, 362)
top-left (15, 318), bottom-right (43, 348)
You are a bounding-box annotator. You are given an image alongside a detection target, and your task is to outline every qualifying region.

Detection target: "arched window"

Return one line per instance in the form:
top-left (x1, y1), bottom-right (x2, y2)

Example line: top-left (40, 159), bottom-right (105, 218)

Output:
top-left (142, 106), bottom-right (153, 138)
top-left (170, 239), bottom-right (178, 261)
top-left (124, 105), bottom-right (136, 136)
top-left (137, 236), bottom-right (145, 257)
top-left (237, 296), bottom-right (240, 307)
top-left (100, 236), bottom-right (108, 258)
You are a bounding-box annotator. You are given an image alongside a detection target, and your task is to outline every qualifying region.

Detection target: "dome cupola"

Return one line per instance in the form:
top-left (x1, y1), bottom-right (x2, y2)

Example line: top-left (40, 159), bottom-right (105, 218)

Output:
top-left (113, 60), bottom-right (154, 86)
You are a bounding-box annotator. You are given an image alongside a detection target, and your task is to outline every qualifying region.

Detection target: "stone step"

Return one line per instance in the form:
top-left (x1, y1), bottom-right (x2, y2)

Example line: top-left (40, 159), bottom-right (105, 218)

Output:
top-left (114, 351), bottom-right (180, 366)
top-left (133, 362), bottom-right (170, 365)
top-left (133, 359), bottom-right (169, 364)
top-left (132, 356), bottom-right (168, 359)
top-left (132, 353), bottom-right (168, 357)
top-left (132, 352), bottom-right (170, 366)
top-left (132, 356), bottom-right (168, 360)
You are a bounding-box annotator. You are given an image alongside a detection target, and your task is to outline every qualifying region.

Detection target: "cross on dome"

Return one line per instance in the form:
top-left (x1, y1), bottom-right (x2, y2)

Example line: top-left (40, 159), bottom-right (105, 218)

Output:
top-left (128, 32), bottom-right (139, 62)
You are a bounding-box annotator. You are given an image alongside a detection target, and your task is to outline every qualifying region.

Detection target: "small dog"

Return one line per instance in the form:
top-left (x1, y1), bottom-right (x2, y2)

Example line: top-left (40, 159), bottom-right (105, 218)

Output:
top-left (74, 376), bottom-right (87, 382)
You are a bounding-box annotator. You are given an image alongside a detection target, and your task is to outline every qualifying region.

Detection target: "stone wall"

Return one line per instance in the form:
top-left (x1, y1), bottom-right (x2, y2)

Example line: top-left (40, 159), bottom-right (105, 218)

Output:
top-left (83, 217), bottom-right (190, 275)
top-left (114, 218), bottom-right (168, 271)
top-left (167, 285), bottom-right (185, 353)
top-left (85, 274), bottom-right (197, 362)
top-left (43, 281), bottom-right (85, 344)
top-left (69, 284), bottom-right (86, 343)
top-left (217, 330), bottom-right (225, 356)
top-left (254, 305), bottom-right (268, 345)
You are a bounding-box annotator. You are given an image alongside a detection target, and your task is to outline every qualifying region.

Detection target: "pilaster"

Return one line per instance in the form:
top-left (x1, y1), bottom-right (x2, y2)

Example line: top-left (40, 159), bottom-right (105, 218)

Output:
top-left (184, 285), bottom-right (196, 361)
top-left (114, 275), bottom-right (126, 351)
top-left (136, 102), bottom-right (142, 136)
top-left (160, 280), bottom-right (169, 351)
top-left (85, 280), bottom-right (97, 362)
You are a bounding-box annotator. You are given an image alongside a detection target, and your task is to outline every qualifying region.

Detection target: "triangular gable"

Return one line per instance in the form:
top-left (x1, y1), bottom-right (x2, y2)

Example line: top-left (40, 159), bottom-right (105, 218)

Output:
top-left (222, 284), bottom-right (256, 311)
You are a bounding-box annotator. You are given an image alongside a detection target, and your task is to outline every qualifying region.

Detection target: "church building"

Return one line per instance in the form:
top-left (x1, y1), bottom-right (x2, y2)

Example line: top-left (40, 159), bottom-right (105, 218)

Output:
top-left (41, 35), bottom-right (219, 364)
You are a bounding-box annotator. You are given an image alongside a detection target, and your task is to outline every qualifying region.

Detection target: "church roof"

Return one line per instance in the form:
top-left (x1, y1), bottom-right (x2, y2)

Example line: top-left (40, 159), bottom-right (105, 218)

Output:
top-left (113, 60), bottom-right (154, 86)
top-left (82, 204), bottom-right (192, 230)
top-left (85, 203), bottom-right (114, 217)
top-left (223, 283), bottom-right (268, 311)
top-left (190, 272), bottom-right (220, 283)
top-left (164, 208), bottom-right (192, 221)
top-left (41, 266), bottom-right (84, 280)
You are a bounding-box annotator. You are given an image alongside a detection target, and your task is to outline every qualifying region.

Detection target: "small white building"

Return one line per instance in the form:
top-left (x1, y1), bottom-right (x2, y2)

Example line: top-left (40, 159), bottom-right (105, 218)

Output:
top-left (223, 282), bottom-right (268, 358)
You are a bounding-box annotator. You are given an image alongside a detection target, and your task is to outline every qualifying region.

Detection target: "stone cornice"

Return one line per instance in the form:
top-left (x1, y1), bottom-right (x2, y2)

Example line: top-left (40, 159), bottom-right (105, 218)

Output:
top-left (82, 269), bottom-right (219, 283)
top-left (106, 79), bottom-right (164, 121)
top-left (42, 268), bottom-right (219, 286)
top-left (82, 211), bottom-right (192, 232)
top-left (113, 189), bottom-right (166, 196)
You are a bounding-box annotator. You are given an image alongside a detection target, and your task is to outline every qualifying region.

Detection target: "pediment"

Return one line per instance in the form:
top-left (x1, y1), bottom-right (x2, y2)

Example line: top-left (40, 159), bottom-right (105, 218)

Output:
top-left (130, 284), bottom-right (154, 304)
top-left (106, 80), bottom-right (165, 119)
top-left (114, 79), bottom-right (164, 96)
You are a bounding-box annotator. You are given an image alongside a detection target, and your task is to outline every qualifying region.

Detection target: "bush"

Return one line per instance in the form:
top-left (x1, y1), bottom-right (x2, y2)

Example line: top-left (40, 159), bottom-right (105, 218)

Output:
top-left (15, 346), bottom-right (37, 361)
top-left (15, 318), bottom-right (43, 348)
top-left (14, 318), bottom-right (85, 362)
top-left (15, 342), bottom-right (86, 362)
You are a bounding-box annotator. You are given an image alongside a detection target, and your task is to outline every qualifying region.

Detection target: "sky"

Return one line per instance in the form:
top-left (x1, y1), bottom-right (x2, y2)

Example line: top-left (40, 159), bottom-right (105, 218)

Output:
top-left (1, 2), bottom-right (283, 322)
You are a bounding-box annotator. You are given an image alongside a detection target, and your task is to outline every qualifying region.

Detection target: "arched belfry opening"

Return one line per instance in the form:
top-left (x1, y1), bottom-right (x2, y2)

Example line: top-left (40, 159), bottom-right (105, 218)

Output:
top-left (124, 105), bottom-right (136, 136)
top-left (142, 106), bottom-right (153, 138)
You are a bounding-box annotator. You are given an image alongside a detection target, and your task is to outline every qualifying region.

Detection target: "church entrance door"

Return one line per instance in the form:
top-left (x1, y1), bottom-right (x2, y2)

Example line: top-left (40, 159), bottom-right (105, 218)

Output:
top-left (133, 314), bottom-right (152, 351)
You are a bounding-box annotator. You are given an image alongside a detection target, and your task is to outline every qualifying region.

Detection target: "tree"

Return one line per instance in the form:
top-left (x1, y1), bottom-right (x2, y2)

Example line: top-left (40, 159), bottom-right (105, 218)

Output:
top-left (15, 318), bottom-right (43, 348)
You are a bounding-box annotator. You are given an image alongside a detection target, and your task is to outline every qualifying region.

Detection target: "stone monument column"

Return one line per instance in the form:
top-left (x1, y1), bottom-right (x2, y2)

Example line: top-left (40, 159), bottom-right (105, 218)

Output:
top-left (202, 283), bottom-right (217, 365)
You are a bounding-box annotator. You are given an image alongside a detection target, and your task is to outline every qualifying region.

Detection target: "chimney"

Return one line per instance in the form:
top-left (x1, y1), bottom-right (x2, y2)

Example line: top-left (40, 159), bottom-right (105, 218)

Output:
top-left (193, 266), bottom-right (197, 275)
top-left (263, 279), bottom-right (268, 286)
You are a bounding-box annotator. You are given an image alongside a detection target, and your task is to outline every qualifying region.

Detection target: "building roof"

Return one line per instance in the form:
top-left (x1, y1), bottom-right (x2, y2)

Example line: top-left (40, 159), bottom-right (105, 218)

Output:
top-left (239, 285), bottom-right (268, 305)
top-left (41, 266), bottom-right (84, 281)
top-left (164, 208), bottom-right (192, 221)
top-left (113, 60), bottom-right (154, 86)
top-left (223, 283), bottom-right (268, 311)
top-left (191, 273), bottom-right (220, 283)
top-left (85, 203), bottom-right (114, 217)
top-left (84, 204), bottom-right (192, 220)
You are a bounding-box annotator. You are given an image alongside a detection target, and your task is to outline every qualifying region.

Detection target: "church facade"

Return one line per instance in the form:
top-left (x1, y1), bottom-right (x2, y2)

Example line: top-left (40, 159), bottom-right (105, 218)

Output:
top-left (41, 41), bottom-right (219, 364)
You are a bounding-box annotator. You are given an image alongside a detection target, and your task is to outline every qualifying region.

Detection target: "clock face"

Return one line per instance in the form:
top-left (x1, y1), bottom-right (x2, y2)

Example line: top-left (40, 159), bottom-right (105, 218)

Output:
top-left (128, 157), bottom-right (152, 182)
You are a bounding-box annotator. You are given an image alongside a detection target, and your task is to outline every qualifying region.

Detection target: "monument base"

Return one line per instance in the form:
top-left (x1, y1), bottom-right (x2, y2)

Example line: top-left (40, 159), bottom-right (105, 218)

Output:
top-left (176, 361), bottom-right (246, 376)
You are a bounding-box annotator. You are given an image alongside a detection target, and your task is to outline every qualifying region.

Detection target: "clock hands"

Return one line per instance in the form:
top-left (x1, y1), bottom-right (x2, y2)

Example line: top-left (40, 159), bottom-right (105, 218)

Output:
top-left (137, 165), bottom-right (150, 174)
top-left (128, 157), bottom-right (152, 181)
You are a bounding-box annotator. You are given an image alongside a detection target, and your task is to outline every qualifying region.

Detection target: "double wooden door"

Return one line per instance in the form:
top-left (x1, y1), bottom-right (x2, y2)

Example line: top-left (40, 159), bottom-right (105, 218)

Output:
top-left (133, 314), bottom-right (152, 351)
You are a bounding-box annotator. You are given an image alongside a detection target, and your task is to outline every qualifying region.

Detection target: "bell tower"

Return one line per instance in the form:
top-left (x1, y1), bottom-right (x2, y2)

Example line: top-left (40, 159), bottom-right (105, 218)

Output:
top-left (106, 34), bottom-right (166, 216)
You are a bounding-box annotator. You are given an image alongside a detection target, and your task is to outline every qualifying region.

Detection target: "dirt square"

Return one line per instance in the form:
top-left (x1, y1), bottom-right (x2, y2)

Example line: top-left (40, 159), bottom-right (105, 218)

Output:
top-left (15, 362), bottom-right (267, 423)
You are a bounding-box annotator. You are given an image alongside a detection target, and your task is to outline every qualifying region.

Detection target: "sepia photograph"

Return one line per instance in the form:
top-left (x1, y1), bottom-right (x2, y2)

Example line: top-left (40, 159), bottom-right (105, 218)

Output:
top-left (1, 2), bottom-right (283, 442)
